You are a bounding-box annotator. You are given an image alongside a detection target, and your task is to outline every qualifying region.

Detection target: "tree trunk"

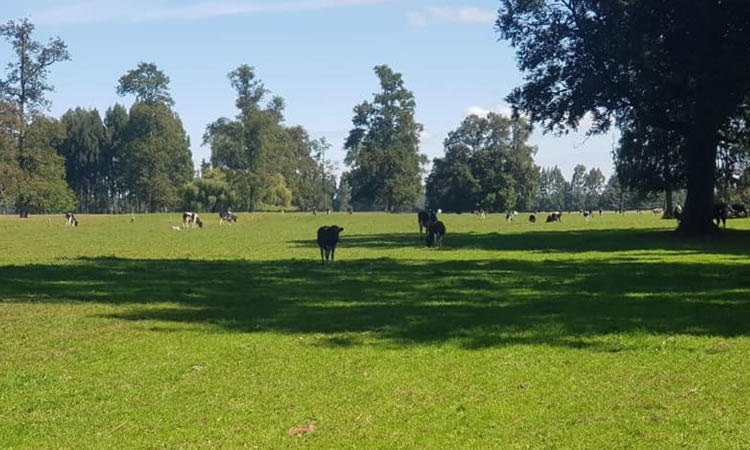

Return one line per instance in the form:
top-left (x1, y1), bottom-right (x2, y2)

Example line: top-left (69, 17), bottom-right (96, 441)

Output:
top-left (678, 131), bottom-right (719, 235)
top-left (664, 188), bottom-right (673, 218)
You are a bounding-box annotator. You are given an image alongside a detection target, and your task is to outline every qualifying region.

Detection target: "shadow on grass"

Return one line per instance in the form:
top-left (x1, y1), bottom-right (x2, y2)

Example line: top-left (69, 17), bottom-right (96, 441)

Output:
top-left (293, 228), bottom-right (750, 255)
top-left (1, 252), bottom-right (748, 350)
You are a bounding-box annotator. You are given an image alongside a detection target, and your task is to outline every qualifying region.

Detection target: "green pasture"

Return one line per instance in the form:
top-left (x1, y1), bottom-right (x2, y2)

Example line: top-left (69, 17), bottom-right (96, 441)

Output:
top-left (1, 212), bottom-right (749, 448)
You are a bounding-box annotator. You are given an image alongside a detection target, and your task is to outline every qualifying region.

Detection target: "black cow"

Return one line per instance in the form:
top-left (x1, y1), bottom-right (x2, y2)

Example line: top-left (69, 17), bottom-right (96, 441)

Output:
top-left (529, 214), bottom-right (536, 223)
top-left (731, 203), bottom-right (748, 218)
top-left (64, 212), bottom-right (78, 227)
top-left (219, 211), bottom-right (237, 225)
top-left (317, 225), bottom-right (344, 264)
top-left (418, 210), bottom-right (437, 236)
top-left (714, 204), bottom-right (728, 228)
top-left (425, 220), bottom-right (446, 248)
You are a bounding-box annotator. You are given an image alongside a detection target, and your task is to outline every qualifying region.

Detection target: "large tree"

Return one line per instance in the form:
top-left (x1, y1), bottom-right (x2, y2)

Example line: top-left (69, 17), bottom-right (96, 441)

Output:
top-left (426, 112), bottom-right (539, 212)
top-left (0, 18), bottom-right (71, 216)
top-left (116, 62), bottom-right (174, 106)
top-left (344, 65), bottom-right (426, 211)
top-left (204, 65), bottom-right (330, 211)
top-left (120, 103), bottom-right (193, 212)
top-left (497, 1), bottom-right (750, 234)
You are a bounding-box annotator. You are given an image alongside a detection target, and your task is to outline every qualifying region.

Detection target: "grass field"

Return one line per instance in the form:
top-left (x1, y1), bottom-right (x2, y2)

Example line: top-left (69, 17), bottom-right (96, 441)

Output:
top-left (1, 211), bottom-right (749, 448)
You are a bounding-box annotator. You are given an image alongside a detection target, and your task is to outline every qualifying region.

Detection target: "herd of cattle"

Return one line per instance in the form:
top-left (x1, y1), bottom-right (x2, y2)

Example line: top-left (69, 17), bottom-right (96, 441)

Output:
top-left (59, 202), bottom-right (747, 264)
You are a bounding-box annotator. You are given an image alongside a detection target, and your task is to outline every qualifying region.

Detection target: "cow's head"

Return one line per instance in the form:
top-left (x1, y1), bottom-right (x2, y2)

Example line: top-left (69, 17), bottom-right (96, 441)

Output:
top-left (196, 217), bottom-right (204, 228)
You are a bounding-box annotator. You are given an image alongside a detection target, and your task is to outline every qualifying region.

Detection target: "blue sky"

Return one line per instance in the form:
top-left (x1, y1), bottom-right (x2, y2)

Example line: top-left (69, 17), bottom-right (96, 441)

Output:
top-left (2, 0), bottom-right (617, 180)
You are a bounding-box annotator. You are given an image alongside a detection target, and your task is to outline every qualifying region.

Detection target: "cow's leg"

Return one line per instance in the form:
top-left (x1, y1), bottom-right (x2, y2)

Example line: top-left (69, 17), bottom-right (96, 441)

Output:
top-left (325, 248), bottom-right (332, 264)
top-left (320, 247), bottom-right (326, 264)
top-left (330, 247), bottom-right (335, 264)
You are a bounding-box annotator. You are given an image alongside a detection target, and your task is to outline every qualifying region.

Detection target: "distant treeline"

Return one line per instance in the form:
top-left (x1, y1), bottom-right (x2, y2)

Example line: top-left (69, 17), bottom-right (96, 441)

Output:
top-left (1, 19), bottom-right (746, 218)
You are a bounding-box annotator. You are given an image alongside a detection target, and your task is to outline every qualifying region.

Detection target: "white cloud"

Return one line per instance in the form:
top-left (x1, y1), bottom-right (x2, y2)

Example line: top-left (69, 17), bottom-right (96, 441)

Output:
top-left (408, 6), bottom-right (495, 27)
top-left (32, 0), bottom-right (405, 25)
top-left (465, 103), bottom-right (514, 118)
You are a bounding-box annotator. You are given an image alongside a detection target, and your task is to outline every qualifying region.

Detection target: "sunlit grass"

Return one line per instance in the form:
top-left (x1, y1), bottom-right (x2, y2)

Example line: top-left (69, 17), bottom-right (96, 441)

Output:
top-left (1, 211), bottom-right (749, 448)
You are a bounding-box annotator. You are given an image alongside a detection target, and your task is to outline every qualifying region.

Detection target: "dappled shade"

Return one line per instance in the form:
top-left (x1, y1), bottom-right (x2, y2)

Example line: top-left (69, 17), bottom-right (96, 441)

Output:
top-left (1, 251), bottom-right (748, 350)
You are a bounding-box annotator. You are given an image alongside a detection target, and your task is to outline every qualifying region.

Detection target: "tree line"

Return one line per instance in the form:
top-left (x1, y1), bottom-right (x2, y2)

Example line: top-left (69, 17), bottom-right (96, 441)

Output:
top-left (1, 16), bottom-right (748, 231)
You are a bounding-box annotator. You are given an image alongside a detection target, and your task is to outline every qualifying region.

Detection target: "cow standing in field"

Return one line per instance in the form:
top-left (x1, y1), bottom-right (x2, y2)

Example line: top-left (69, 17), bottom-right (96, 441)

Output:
top-left (546, 212), bottom-right (562, 223)
top-left (673, 205), bottom-right (683, 222)
top-left (418, 210), bottom-right (437, 236)
top-left (730, 203), bottom-right (748, 218)
top-left (714, 204), bottom-right (728, 228)
top-left (317, 225), bottom-right (344, 265)
top-left (182, 212), bottom-right (203, 228)
top-left (219, 211), bottom-right (237, 225)
top-left (529, 214), bottom-right (536, 223)
top-left (64, 212), bottom-right (78, 227)
top-left (425, 220), bottom-right (446, 248)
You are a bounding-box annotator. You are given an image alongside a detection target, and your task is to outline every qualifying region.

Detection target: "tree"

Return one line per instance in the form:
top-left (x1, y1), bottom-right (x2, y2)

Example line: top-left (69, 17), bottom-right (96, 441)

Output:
top-left (335, 176), bottom-right (352, 212)
top-left (601, 174), bottom-right (632, 213)
top-left (538, 166), bottom-right (568, 211)
top-left (344, 65), bottom-right (426, 211)
top-left (0, 18), bottom-right (71, 216)
top-left (583, 168), bottom-right (606, 210)
top-left (102, 104), bottom-right (129, 213)
top-left (120, 103), bottom-right (193, 212)
top-left (497, 1), bottom-right (750, 234)
top-left (205, 65), bottom-right (327, 211)
top-left (57, 108), bottom-right (108, 212)
top-left (13, 117), bottom-right (74, 213)
top-left (182, 168), bottom-right (237, 212)
top-left (116, 62), bottom-right (174, 106)
top-left (568, 164), bottom-right (587, 211)
top-left (426, 113), bottom-right (538, 212)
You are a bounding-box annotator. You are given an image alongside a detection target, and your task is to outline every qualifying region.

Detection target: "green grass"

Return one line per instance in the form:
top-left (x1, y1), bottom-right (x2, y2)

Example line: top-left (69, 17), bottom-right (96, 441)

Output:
top-left (1, 211), bottom-right (749, 448)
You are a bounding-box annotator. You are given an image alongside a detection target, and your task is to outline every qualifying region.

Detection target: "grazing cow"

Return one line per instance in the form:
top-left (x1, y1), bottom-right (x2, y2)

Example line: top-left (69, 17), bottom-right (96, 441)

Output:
top-left (652, 208), bottom-right (663, 214)
top-left (312, 207), bottom-right (317, 216)
top-left (583, 210), bottom-right (592, 221)
top-left (418, 210), bottom-right (437, 236)
top-left (546, 212), bottom-right (562, 223)
top-left (598, 207), bottom-right (603, 216)
top-left (731, 203), bottom-right (748, 218)
top-left (714, 203), bottom-right (728, 228)
top-left (529, 214), bottom-right (536, 223)
top-left (347, 207), bottom-right (353, 215)
top-left (506, 210), bottom-right (518, 222)
top-left (317, 225), bottom-right (344, 264)
top-left (182, 212), bottom-right (203, 228)
top-left (425, 220), bottom-right (446, 248)
top-left (480, 210), bottom-right (487, 220)
top-left (219, 211), bottom-right (237, 225)
top-left (673, 204), bottom-right (683, 222)
top-left (64, 212), bottom-right (78, 227)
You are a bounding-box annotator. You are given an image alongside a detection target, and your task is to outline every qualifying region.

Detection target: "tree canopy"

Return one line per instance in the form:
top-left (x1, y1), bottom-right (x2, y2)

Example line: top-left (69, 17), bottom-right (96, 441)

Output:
top-left (496, 0), bottom-right (750, 234)
top-left (426, 113), bottom-right (539, 212)
top-left (345, 65), bottom-right (426, 211)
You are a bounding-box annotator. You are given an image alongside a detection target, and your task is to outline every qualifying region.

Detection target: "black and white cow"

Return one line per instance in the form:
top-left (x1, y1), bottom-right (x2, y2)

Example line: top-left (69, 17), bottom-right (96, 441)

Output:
top-left (425, 220), bottom-right (446, 248)
top-left (182, 212), bottom-right (203, 229)
top-left (546, 212), bottom-right (562, 223)
top-left (219, 211), bottom-right (237, 225)
top-left (64, 212), bottom-right (78, 227)
top-left (317, 225), bottom-right (344, 264)
top-left (418, 210), bottom-right (437, 236)
top-left (673, 204), bottom-right (683, 222)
